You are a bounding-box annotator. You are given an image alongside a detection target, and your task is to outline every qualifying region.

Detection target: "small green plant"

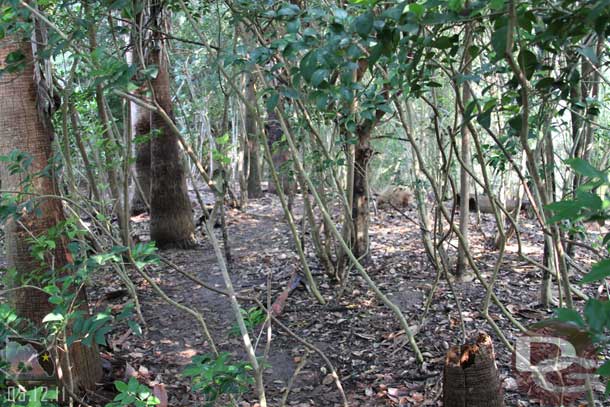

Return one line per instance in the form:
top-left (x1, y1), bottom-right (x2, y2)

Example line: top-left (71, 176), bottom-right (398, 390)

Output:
top-left (0, 178), bottom-right (149, 406)
top-left (182, 352), bottom-right (253, 405)
top-left (229, 307), bottom-right (265, 337)
top-left (107, 377), bottom-right (160, 407)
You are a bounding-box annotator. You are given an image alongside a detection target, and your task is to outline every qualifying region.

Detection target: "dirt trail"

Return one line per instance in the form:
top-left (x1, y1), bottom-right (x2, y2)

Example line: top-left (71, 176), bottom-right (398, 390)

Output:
top-left (108, 193), bottom-right (319, 406)
top-left (93, 191), bottom-right (603, 406)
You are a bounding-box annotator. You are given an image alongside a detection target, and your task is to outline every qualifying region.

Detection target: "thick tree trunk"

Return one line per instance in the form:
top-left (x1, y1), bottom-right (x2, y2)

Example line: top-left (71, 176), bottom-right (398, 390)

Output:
top-left (352, 125), bottom-right (373, 260)
top-left (443, 333), bottom-right (504, 407)
top-left (244, 75), bottom-right (263, 199)
top-left (0, 35), bottom-right (101, 392)
top-left (129, 10), bottom-right (150, 216)
top-left (130, 103), bottom-right (151, 215)
top-left (149, 30), bottom-right (196, 249)
top-left (265, 110), bottom-right (293, 202)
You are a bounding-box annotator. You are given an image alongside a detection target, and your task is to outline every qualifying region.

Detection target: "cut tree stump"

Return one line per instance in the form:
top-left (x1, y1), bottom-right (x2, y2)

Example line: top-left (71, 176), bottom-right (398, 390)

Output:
top-left (443, 332), bottom-right (504, 407)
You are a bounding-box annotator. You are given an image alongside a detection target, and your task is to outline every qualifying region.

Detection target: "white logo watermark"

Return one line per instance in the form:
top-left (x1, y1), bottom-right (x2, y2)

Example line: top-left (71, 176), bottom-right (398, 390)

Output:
top-left (513, 333), bottom-right (600, 405)
top-left (515, 335), bottom-right (599, 393)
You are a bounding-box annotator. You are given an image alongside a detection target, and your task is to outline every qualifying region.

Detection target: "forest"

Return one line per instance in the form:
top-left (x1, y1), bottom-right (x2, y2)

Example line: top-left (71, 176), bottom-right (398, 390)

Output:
top-left (0, 0), bottom-right (609, 406)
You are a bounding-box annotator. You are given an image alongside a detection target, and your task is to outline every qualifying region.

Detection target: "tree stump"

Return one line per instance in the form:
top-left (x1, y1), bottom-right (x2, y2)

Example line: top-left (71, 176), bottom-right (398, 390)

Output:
top-left (443, 332), bottom-right (504, 407)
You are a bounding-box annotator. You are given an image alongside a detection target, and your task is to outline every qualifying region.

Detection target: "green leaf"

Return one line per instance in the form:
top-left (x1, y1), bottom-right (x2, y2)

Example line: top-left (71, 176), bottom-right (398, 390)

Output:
top-left (94, 325), bottom-right (112, 346)
top-left (554, 308), bottom-right (585, 327)
top-left (546, 200), bottom-right (583, 223)
top-left (447, 0), bottom-right (464, 12)
top-left (477, 111), bottom-right (492, 130)
top-left (580, 259), bottom-right (610, 284)
top-left (352, 12), bottom-right (374, 38)
top-left (147, 396), bottom-right (161, 405)
top-left (128, 377), bottom-right (139, 392)
top-left (489, 0), bottom-right (505, 10)
top-left (4, 50), bottom-right (26, 73)
top-left (368, 42), bottom-right (383, 65)
top-left (491, 26), bottom-right (508, 58)
top-left (584, 299), bottom-right (610, 332)
top-left (311, 68), bottom-right (330, 87)
top-left (577, 46), bottom-right (599, 65)
top-left (278, 5), bottom-right (300, 18)
top-left (348, 0), bottom-right (378, 6)
top-left (287, 18), bottom-right (300, 34)
top-left (508, 114), bottom-right (522, 132)
top-left (431, 36), bottom-right (456, 50)
top-left (48, 295), bottom-right (63, 305)
top-left (115, 380), bottom-right (128, 392)
top-left (603, 232), bottom-right (610, 247)
top-left (140, 65), bottom-right (158, 80)
top-left (575, 190), bottom-right (603, 211)
top-left (128, 320), bottom-right (143, 336)
top-left (598, 360), bottom-right (610, 377)
top-left (517, 49), bottom-right (537, 80)
top-left (409, 3), bottom-right (424, 19)
top-left (299, 50), bottom-right (318, 82)
top-left (535, 77), bottom-right (555, 90)
top-left (566, 158), bottom-right (603, 179)
top-left (381, 4), bottom-right (404, 21)
top-left (266, 92), bottom-right (279, 111)
top-left (280, 86), bottom-right (299, 100)
top-left (334, 8), bottom-right (348, 20)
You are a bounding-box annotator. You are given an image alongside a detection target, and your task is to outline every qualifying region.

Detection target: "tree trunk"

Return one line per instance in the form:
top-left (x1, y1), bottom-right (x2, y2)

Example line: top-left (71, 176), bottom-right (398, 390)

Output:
top-left (244, 74), bottom-right (263, 199)
top-left (84, 1), bottom-right (129, 245)
top-left (0, 34), bottom-right (101, 392)
top-left (149, 15), bottom-right (196, 249)
top-left (130, 102), bottom-right (151, 215)
top-left (456, 27), bottom-right (473, 277)
top-left (266, 110), bottom-right (293, 204)
top-left (129, 9), bottom-right (150, 216)
top-left (443, 333), bottom-right (504, 407)
top-left (352, 124), bottom-right (373, 261)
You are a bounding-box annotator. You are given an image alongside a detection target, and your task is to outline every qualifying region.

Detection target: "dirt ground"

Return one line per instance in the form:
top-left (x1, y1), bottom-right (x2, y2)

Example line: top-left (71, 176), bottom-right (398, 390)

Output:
top-left (5, 187), bottom-right (606, 406)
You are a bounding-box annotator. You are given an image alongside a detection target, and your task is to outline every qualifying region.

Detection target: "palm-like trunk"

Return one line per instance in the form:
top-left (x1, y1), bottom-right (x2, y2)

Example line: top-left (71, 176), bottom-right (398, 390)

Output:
top-left (0, 35), bottom-right (101, 391)
top-left (244, 75), bottom-right (263, 199)
top-left (129, 6), bottom-right (150, 215)
top-left (265, 110), bottom-right (293, 202)
top-left (149, 25), bottom-right (196, 248)
top-left (131, 103), bottom-right (151, 215)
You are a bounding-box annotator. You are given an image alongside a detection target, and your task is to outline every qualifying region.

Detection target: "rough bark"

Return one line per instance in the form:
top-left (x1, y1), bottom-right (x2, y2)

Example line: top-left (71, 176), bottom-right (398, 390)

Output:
top-left (244, 75), bottom-right (263, 199)
top-left (265, 110), bottom-right (293, 197)
top-left (350, 60), bottom-right (384, 261)
top-left (129, 8), bottom-right (150, 216)
top-left (130, 103), bottom-right (151, 215)
top-left (149, 21), bottom-right (196, 249)
top-left (0, 35), bottom-right (101, 392)
top-left (443, 333), bottom-right (504, 407)
top-left (352, 123), bottom-right (373, 260)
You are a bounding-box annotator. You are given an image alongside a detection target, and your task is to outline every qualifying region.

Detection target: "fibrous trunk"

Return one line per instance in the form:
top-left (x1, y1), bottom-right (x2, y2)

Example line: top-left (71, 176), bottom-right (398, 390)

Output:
top-left (266, 110), bottom-right (293, 202)
top-left (443, 333), bottom-right (504, 407)
top-left (149, 30), bottom-right (196, 249)
top-left (131, 102), bottom-right (151, 215)
top-left (0, 34), bottom-right (101, 392)
top-left (244, 75), bottom-right (262, 199)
